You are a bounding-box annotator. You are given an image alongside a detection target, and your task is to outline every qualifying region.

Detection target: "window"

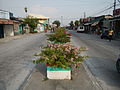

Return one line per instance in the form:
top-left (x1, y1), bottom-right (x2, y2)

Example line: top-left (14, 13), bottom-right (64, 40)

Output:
top-left (80, 27), bottom-right (83, 29)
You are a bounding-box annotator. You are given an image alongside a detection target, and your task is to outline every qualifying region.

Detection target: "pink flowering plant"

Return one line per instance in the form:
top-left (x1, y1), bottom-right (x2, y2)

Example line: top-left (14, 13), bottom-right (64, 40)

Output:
top-left (33, 43), bottom-right (87, 69)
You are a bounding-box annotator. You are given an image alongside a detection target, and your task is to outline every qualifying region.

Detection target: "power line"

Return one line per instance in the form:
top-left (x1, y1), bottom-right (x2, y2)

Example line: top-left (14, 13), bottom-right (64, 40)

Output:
top-left (89, 2), bottom-right (114, 16)
top-left (91, 4), bottom-right (114, 16)
top-left (114, 0), bottom-right (117, 10)
top-left (91, 3), bottom-right (120, 17)
top-left (118, 0), bottom-right (120, 3)
top-left (116, 3), bottom-right (120, 6)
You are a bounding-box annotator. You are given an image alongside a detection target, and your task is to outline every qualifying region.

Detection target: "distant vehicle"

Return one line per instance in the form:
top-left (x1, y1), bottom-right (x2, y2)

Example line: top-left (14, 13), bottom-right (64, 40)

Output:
top-left (101, 30), bottom-right (109, 39)
top-left (77, 26), bottom-right (85, 33)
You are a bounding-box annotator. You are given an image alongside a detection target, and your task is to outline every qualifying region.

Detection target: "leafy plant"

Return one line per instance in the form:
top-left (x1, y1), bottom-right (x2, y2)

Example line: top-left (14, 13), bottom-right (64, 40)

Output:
top-left (33, 43), bottom-right (88, 69)
top-left (47, 28), bottom-right (71, 43)
top-left (74, 20), bottom-right (80, 27)
top-left (69, 21), bottom-right (74, 29)
top-left (23, 16), bottom-right (39, 32)
top-left (52, 20), bottom-right (60, 27)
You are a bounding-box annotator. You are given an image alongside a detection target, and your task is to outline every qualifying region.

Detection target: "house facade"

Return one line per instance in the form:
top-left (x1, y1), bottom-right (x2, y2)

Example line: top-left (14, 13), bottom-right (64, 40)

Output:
top-left (28, 14), bottom-right (49, 32)
top-left (0, 9), bottom-right (14, 38)
top-left (0, 19), bottom-right (14, 38)
top-left (12, 18), bottom-right (24, 35)
top-left (84, 15), bottom-right (113, 35)
top-left (109, 8), bottom-right (120, 38)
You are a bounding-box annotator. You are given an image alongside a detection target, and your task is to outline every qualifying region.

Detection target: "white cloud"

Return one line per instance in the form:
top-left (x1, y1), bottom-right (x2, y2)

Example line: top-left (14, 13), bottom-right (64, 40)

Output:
top-left (29, 5), bottom-right (58, 18)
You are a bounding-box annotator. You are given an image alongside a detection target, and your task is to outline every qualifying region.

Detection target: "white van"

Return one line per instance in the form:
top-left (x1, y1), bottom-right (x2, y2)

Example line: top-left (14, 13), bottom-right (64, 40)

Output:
top-left (77, 26), bottom-right (85, 32)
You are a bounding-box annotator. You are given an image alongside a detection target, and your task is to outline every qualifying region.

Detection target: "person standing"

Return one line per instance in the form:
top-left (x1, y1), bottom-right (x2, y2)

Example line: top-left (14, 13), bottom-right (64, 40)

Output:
top-left (108, 29), bottom-right (114, 42)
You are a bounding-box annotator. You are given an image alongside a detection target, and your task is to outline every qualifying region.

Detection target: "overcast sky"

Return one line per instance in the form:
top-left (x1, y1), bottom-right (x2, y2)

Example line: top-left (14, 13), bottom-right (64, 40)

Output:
top-left (0, 0), bottom-right (118, 25)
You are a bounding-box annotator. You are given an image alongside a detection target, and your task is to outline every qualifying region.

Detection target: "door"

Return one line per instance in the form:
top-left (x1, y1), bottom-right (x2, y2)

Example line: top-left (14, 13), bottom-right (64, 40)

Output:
top-left (0, 24), bottom-right (4, 38)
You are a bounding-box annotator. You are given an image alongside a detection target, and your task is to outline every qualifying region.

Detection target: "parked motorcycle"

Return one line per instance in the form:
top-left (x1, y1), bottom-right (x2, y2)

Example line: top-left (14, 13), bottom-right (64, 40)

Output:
top-left (116, 54), bottom-right (120, 73)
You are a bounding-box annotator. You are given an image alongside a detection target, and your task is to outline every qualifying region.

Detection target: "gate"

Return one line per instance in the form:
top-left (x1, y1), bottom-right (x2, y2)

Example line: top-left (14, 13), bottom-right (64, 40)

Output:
top-left (0, 24), bottom-right (4, 38)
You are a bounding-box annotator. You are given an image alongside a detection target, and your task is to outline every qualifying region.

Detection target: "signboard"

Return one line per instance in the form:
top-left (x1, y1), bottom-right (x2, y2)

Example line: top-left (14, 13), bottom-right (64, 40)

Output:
top-left (113, 8), bottom-right (120, 16)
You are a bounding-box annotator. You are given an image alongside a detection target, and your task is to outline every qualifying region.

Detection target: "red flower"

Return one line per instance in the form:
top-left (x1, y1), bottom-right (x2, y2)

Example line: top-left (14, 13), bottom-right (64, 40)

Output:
top-left (69, 34), bottom-right (72, 36)
top-left (67, 33), bottom-right (72, 36)
top-left (47, 64), bottom-right (53, 66)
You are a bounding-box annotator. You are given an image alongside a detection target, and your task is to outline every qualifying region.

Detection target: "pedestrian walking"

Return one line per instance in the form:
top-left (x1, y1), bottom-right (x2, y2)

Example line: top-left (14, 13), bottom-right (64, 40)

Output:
top-left (108, 29), bottom-right (114, 42)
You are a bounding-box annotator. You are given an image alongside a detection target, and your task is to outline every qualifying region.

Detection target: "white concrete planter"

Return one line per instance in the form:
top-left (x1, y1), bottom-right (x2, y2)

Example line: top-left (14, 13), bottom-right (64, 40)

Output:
top-left (47, 66), bottom-right (71, 80)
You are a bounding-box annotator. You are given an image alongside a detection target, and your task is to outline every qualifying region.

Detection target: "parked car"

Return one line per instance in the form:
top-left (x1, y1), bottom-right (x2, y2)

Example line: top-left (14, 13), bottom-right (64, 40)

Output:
top-left (101, 30), bottom-right (109, 39)
top-left (77, 26), bottom-right (85, 33)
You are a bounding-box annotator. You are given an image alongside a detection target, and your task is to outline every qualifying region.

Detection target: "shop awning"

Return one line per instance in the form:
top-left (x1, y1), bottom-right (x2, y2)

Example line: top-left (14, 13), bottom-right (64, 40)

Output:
top-left (0, 19), bottom-right (14, 24)
top-left (91, 21), bottom-right (99, 26)
top-left (84, 23), bottom-right (91, 25)
top-left (109, 16), bottom-right (120, 21)
top-left (84, 17), bottom-right (102, 26)
top-left (29, 14), bottom-right (49, 19)
top-left (109, 18), bottom-right (120, 21)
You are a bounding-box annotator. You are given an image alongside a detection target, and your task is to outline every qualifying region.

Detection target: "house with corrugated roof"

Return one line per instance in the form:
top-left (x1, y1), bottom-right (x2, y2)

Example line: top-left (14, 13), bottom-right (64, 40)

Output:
top-left (0, 9), bottom-right (14, 38)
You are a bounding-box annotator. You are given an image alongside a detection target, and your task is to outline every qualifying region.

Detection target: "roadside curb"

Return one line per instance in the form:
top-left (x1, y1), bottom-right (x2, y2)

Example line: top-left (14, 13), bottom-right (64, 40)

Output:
top-left (70, 33), bottom-right (103, 90)
top-left (18, 66), bottom-right (35, 90)
top-left (82, 62), bottom-right (103, 90)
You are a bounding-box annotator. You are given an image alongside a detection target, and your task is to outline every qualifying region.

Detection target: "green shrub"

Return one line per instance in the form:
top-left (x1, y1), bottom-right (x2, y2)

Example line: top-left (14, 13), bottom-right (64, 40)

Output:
top-left (33, 43), bottom-right (87, 69)
top-left (47, 27), bottom-right (70, 43)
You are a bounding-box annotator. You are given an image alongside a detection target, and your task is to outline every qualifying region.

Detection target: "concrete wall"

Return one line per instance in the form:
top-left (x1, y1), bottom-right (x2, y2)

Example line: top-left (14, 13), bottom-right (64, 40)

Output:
top-left (4, 25), bottom-right (14, 37)
top-left (14, 24), bottom-right (19, 35)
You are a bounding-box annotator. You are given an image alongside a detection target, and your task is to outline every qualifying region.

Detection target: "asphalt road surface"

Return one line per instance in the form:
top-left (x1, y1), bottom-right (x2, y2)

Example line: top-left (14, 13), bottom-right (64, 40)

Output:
top-left (70, 30), bottom-right (120, 90)
top-left (0, 33), bottom-right (47, 90)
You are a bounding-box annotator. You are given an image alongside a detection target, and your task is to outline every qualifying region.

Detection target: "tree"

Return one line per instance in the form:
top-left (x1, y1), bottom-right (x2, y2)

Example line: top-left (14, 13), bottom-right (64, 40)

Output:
top-left (79, 18), bottom-right (83, 25)
top-left (69, 21), bottom-right (74, 29)
top-left (23, 16), bottom-right (38, 32)
top-left (52, 20), bottom-right (60, 27)
top-left (74, 20), bottom-right (79, 27)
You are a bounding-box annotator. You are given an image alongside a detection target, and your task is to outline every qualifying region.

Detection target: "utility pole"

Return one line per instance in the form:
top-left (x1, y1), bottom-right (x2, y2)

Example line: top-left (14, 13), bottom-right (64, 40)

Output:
top-left (84, 12), bottom-right (86, 18)
top-left (114, 0), bottom-right (116, 11)
top-left (61, 16), bottom-right (63, 26)
top-left (24, 7), bottom-right (28, 17)
top-left (113, 0), bottom-right (116, 35)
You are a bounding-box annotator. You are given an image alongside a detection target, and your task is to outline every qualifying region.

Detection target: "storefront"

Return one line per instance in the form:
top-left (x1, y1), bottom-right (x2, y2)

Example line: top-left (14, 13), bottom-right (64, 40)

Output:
top-left (109, 16), bottom-right (120, 38)
top-left (0, 24), bottom-right (4, 38)
top-left (0, 19), bottom-right (14, 38)
top-left (109, 8), bottom-right (120, 38)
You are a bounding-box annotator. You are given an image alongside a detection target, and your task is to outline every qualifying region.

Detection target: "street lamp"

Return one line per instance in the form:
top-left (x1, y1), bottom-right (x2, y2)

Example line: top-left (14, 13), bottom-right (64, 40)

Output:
top-left (61, 16), bottom-right (63, 27)
top-left (24, 7), bottom-right (28, 17)
top-left (24, 7), bottom-right (27, 13)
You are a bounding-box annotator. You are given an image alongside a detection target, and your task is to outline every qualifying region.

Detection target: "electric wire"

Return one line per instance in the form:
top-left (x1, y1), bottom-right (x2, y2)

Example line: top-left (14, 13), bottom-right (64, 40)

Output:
top-left (90, 3), bottom-right (114, 16)
top-left (118, 0), bottom-right (120, 3)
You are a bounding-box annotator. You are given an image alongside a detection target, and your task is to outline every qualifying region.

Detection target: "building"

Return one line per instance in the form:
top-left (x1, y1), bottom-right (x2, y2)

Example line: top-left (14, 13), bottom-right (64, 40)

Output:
top-left (109, 8), bottom-right (120, 38)
top-left (84, 15), bottom-right (113, 34)
top-left (28, 14), bottom-right (49, 32)
top-left (0, 9), bottom-right (14, 38)
top-left (11, 17), bottom-right (25, 35)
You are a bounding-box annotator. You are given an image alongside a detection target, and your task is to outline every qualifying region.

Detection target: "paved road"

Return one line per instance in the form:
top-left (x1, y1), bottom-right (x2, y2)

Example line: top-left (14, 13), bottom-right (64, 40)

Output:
top-left (0, 33), bottom-right (47, 90)
top-left (70, 30), bottom-right (120, 90)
